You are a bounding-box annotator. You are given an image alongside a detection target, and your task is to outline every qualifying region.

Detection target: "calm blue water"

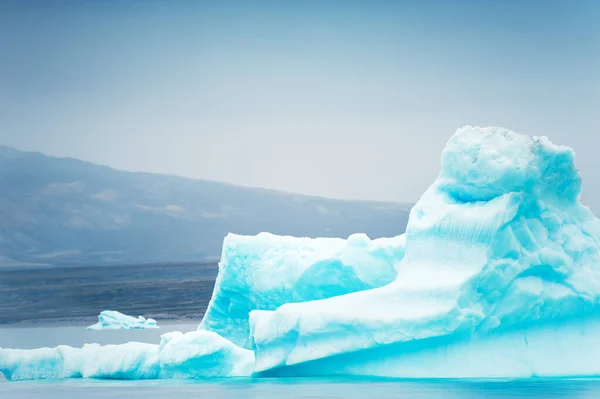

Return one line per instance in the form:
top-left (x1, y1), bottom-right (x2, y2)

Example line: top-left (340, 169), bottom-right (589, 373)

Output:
top-left (3, 378), bottom-right (600, 398)
top-left (0, 322), bottom-right (199, 349)
top-left (2, 324), bottom-right (600, 398)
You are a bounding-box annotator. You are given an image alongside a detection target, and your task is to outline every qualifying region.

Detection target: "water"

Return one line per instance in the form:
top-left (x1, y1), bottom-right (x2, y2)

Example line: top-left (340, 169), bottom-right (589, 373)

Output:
top-left (2, 325), bottom-right (600, 398)
top-left (3, 378), bottom-right (600, 398)
top-left (0, 322), bottom-right (199, 349)
top-left (0, 263), bottom-right (217, 325)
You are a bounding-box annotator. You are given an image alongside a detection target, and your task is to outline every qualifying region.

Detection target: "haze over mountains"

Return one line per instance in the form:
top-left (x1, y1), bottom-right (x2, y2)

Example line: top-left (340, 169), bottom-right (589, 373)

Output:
top-left (0, 146), bottom-right (410, 267)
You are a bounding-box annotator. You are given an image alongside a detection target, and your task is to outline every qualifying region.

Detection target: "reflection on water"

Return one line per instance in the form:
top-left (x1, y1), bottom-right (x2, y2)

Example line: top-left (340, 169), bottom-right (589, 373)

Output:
top-left (2, 378), bottom-right (600, 399)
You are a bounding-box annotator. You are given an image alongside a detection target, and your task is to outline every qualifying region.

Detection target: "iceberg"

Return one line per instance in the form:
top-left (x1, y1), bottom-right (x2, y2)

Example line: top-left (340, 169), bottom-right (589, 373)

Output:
top-left (249, 126), bottom-right (600, 378)
top-left (87, 310), bottom-right (159, 330)
top-left (199, 232), bottom-right (405, 347)
top-left (3, 126), bottom-right (600, 380)
top-left (0, 330), bottom-right (253, 381)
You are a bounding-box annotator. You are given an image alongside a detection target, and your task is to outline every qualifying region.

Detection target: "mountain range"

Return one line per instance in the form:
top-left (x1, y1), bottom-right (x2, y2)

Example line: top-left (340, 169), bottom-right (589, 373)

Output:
top-left (0, 146), bottom-right (410, 267)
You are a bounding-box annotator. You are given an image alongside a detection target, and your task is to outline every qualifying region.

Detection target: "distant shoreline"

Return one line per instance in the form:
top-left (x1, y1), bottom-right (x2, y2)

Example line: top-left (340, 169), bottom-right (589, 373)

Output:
top-left (0, 261), bottom-right (217, 272)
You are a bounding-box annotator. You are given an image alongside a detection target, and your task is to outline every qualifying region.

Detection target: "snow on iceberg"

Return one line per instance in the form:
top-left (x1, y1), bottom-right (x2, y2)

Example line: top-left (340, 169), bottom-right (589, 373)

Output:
top-left (199, 232), bottom-right (405, 348)
top-left (250, 126), bottom-right (600, 378)
top-left (0, 330), bottom-right (253, 381)
top-left (87, 310), bottom-right (159, 330)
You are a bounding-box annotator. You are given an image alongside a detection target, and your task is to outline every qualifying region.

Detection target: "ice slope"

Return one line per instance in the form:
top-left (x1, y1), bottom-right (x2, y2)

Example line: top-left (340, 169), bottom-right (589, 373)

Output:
top-left (250, 126), bottom-right (600, 378)
top-left (0, 330), bottom-right (253, 381)
top-left (87, 310), bottom-right (159, 330)
top-left (199, 232), bottom-right (405, 348)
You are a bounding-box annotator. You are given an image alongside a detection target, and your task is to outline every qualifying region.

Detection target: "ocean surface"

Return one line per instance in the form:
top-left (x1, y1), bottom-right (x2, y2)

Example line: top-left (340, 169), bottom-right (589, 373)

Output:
top-left (3, 324), bottom-right (600, 398)
top-left (0, 322), bottom-right (199, 349)
top-left (0, 263), bottom-right (218, 325)
top-left (4, 377), bottom-right (600, 398)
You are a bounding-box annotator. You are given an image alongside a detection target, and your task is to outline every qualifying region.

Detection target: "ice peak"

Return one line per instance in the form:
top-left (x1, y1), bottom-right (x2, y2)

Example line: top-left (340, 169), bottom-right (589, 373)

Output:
top-left (438, 126), bottom-right (581, 203)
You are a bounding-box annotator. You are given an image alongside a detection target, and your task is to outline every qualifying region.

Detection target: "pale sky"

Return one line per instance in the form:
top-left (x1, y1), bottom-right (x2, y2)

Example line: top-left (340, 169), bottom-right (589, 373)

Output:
top-left (1, 0), bottom-right (599, 206)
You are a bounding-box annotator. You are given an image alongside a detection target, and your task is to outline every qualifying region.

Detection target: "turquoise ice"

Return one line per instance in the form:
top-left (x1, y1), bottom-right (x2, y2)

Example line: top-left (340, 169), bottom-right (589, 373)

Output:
top-left (0, 330), bottom-right (253, 380)
top-left (199, 232), bottom-right (405, 348)
top-left (250, 126), bottom-right (600, 378)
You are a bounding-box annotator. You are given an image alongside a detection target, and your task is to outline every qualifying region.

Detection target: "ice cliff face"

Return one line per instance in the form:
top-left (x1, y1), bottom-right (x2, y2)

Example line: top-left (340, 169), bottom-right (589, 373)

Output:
top-left (199, 232), bottom-right (405, 348)
top-left (3, 126), bottom-right (600, 380)
top-left (407, 126), bottom-right (600, 329)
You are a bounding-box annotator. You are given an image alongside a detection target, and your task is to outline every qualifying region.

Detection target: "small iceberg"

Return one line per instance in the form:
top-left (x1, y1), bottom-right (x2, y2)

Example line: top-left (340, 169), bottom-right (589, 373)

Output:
top-left (87, 310), bottom-right (159, 330)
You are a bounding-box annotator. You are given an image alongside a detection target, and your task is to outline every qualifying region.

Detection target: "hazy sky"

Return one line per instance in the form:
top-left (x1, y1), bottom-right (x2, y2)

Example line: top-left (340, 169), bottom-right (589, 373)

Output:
top-left (1, 0), bottom-right (599, 206)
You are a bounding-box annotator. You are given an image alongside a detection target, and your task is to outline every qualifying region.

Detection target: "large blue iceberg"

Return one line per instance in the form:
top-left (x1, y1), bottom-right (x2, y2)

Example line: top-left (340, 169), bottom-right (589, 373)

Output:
top-left (3, 126), bottom-right (600, 380)
top-left (250, 126), bottom-right (600, 378)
